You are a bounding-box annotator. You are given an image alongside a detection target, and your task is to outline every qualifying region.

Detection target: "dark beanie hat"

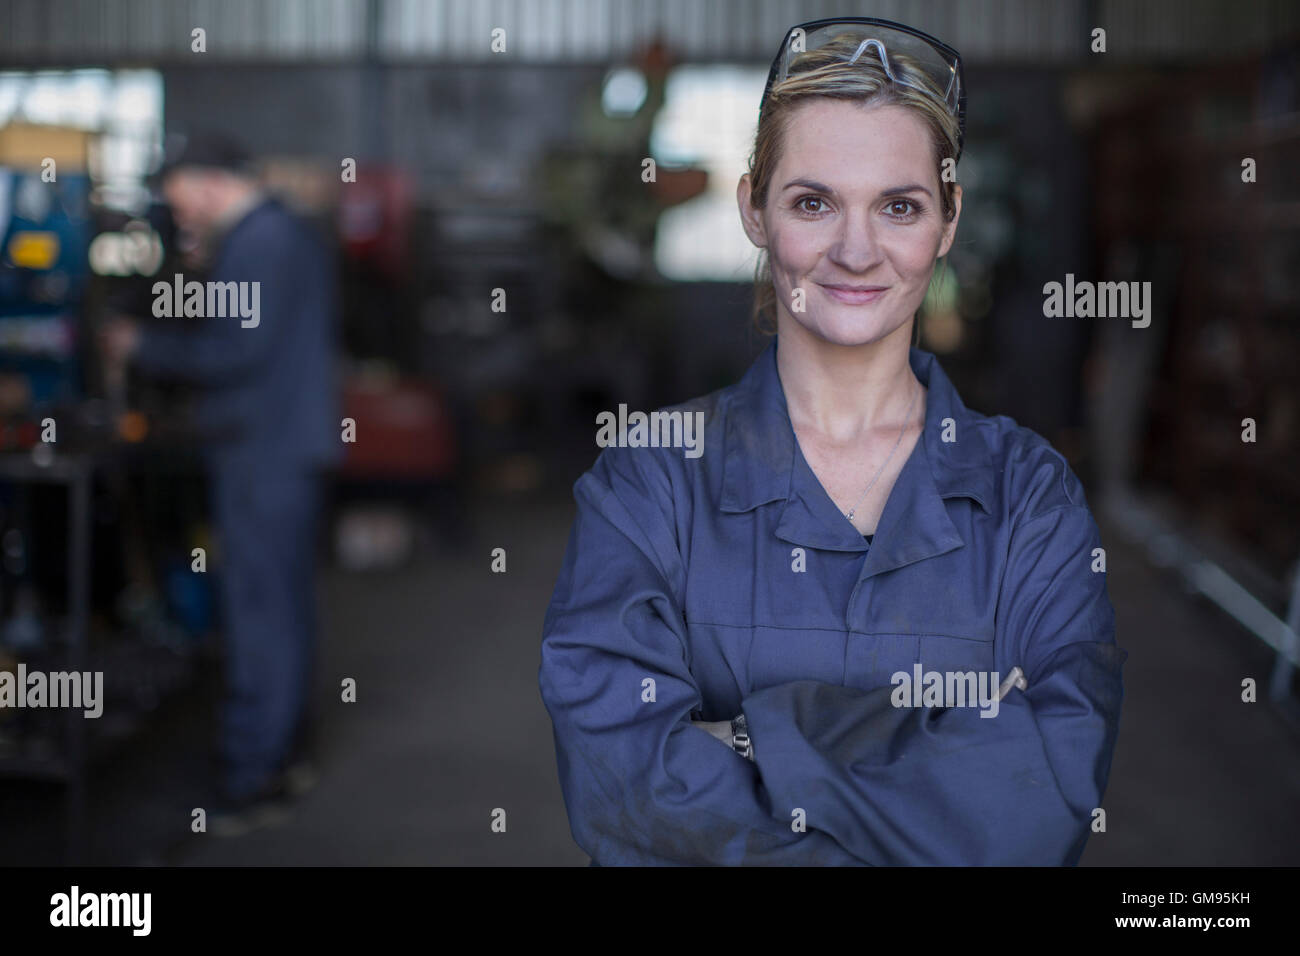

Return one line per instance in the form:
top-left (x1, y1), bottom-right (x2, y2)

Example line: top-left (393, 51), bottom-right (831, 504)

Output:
top-left (155, 130), bottom-right (254, 180)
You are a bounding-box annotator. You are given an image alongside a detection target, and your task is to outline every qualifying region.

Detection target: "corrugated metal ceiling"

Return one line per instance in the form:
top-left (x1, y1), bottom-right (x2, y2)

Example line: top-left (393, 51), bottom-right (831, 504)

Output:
top-left (0, 0), bottom-right (1295, 65)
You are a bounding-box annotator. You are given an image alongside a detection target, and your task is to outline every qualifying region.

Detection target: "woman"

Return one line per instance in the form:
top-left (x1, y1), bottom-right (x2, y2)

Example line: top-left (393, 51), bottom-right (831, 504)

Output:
top-left (539, 18), bottom-right (1125, 866)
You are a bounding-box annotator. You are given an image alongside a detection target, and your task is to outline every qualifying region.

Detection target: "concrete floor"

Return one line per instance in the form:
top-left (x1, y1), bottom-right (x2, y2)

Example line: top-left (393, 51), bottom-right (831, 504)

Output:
top-left (2, 494), bottom-right (1298, 865)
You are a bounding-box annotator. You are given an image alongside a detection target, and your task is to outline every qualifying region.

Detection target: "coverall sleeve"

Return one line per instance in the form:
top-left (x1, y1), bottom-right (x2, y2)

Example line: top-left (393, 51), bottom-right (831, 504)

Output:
top-left (133, 230), bottom-right (291, 386)
top-left (539, 449), bottom-right (864, 865)
top-left (740, 504), bottom-right (1126, 865)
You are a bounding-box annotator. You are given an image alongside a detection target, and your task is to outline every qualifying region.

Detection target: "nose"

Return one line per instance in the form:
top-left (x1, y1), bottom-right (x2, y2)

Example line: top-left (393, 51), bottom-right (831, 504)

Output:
top-left (827, 206), bottom-right (883, 274)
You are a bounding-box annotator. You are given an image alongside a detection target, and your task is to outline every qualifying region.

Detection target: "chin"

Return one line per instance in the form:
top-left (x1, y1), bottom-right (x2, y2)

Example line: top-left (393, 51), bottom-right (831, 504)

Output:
top-left (793, 309), bottom-right (910, 349)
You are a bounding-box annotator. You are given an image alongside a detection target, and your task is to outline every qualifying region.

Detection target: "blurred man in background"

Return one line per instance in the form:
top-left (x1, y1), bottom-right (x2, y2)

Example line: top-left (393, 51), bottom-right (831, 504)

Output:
top-left (100, 132), bottom-right (341, 835)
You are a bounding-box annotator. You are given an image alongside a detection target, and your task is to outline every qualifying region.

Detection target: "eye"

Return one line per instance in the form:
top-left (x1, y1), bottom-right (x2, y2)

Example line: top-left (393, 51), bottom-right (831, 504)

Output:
top-left (794, 195), bottom-right (829, 215)
top-left (885, 198), bottom-right (922, 219)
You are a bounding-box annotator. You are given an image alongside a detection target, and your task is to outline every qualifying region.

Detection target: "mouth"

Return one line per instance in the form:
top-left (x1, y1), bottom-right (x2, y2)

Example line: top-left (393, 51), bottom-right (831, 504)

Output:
top-left (818, 283), bottom-right (888, 305)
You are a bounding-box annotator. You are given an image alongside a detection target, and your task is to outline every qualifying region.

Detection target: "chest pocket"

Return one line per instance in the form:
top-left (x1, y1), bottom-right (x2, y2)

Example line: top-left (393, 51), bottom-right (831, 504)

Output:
top-left (748, 628), bottom-right (997, 696)
top-left (840, 546), bottom-right (1000, 692)
top-left (844, 632), bottom-right (995, 693)
top-left (747, 625), bottom-right (847, 694)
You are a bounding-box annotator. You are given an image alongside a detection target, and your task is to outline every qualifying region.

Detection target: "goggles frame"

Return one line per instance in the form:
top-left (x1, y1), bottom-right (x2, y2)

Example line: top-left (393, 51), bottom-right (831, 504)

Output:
top-left (759, 16), bottom-right (966, 160)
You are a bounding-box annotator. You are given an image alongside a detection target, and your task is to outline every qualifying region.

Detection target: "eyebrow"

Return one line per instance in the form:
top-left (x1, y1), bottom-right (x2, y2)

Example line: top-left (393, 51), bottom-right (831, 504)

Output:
top-left (781, 178), bottom-right (934, 199)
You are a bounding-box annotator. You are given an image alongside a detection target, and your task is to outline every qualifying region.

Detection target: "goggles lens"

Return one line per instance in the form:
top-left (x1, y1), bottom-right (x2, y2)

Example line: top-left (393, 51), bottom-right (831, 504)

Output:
top-left (762, 18), bottom-right (965, 156)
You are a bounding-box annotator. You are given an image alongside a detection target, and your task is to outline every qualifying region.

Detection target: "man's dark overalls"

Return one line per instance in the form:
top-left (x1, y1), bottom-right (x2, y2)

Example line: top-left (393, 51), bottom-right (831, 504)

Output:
top-left (134, 197), bottom-right (340, 801)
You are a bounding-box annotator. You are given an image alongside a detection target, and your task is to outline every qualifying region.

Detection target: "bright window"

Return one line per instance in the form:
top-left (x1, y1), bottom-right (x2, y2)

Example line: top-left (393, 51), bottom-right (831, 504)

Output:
top-left (0, 69), bottom-right (163, 213)
top-left (651, 65), bottom-right (768, 282)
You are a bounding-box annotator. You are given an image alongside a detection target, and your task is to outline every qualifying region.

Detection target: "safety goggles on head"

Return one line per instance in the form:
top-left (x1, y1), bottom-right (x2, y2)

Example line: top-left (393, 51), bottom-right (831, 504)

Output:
top-left (760, 17), bottom-right (966, 160)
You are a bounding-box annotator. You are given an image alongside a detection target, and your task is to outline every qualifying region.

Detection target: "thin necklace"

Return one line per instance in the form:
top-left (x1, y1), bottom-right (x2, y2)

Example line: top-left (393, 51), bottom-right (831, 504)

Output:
top-left (845, 378), bottom-right (921, 522)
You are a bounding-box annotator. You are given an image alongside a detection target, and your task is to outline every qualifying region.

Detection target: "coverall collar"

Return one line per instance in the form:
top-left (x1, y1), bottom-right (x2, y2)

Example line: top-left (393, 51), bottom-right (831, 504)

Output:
top-left (720, 336), bottom-right (995, 570)
top-left (213, 188), bottom-right (268, 241)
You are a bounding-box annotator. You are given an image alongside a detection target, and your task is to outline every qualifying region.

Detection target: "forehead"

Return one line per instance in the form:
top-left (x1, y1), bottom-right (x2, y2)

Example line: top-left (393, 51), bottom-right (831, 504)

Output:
top-left (774, 100), bottom-right (937, 190)
top-left (163, 168), bottom-right (212, 191)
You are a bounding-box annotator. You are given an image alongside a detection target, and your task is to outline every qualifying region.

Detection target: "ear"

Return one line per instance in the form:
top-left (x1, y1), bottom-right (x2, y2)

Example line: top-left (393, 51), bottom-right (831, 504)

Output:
top-left (937, 184), bottom-right (962, 258)
top-left (736, 173), bottom-right (768, 250)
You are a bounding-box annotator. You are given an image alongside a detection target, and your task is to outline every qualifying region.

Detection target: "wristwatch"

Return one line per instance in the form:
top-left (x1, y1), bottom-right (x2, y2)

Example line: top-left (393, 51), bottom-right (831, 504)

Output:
top-left (730, 713), bottom-right (753, 760)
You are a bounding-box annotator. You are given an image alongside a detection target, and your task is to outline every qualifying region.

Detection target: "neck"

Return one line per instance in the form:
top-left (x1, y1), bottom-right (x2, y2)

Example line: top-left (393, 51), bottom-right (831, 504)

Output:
top-left (212, 184), bottom-right (263, 235)
top-left (775, 315), bottom-right (920, 445)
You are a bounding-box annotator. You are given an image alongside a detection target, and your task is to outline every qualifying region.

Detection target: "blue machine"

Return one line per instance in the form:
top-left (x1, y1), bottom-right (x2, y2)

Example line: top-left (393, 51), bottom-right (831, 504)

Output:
top-left (0, 167), bottom-right (91, 407)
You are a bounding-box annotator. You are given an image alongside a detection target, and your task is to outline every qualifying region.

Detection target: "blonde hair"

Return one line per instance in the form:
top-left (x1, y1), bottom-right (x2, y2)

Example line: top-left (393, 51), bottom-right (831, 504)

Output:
top-left (747, 34), bottom-right (961, 334)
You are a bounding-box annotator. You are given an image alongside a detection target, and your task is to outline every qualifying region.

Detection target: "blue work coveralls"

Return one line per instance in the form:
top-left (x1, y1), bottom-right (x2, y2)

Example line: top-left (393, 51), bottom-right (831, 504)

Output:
top-left (539, 338), bottom-right (1125, 865)
top-left (133, 198), bottom-right (341, 800)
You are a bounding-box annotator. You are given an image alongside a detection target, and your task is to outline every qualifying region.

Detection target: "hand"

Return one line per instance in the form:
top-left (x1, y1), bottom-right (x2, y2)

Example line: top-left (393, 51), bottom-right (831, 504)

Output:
top-left (99, 317), bottom-right (141, 367)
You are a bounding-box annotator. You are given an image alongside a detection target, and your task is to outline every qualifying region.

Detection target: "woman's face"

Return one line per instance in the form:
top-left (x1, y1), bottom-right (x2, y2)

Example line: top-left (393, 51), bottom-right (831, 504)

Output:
top-left (739, 99), bottom-right (961, 349)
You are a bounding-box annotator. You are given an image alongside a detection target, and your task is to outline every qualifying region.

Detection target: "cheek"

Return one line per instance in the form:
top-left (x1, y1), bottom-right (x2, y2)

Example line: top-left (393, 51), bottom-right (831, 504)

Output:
top-left (890, 230), bottom-right (944, 282)
top-left (767, 225), bottom-right (823, 280)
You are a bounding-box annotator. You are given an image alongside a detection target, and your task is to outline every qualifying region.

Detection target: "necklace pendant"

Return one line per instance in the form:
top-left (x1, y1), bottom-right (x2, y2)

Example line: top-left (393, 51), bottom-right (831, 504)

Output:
top-left (846, 509), bottom-right (855, 520)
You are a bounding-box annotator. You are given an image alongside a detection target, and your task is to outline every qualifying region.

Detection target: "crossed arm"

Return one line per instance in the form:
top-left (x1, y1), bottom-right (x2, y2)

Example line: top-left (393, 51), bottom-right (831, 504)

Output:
top-left (539, 451), bottom-right (1125, 866)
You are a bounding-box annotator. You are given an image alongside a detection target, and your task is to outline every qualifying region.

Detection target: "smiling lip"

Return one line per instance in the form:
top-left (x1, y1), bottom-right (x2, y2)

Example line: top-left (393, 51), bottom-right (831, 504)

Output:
top-left (820, 283), bottom-right (888, 305)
